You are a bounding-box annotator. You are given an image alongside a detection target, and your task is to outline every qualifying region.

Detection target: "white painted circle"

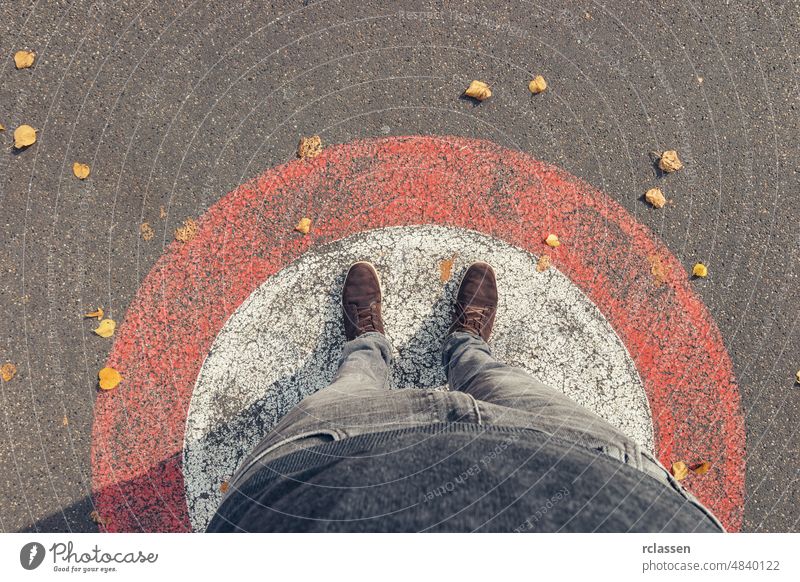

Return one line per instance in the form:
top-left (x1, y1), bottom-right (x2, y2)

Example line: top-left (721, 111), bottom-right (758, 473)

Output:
top-left (184, 225), bottom-right (653, 531)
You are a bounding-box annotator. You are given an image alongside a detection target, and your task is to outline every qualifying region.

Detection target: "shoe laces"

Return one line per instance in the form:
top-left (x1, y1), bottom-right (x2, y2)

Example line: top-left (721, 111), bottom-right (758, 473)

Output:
top-left (355, 303), bottom-right (379, 333)
top-left (459, 305), bottom-right (490, 335)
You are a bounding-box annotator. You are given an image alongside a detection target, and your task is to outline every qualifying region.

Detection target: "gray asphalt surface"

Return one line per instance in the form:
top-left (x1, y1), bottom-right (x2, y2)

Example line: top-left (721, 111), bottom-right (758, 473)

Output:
top-left (0, 0), bottom-right (798, 532)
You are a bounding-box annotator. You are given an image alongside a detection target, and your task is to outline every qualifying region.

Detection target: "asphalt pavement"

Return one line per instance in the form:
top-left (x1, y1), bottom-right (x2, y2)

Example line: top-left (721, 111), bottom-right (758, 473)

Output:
top-left (0, 0), bottom-right (798, 532)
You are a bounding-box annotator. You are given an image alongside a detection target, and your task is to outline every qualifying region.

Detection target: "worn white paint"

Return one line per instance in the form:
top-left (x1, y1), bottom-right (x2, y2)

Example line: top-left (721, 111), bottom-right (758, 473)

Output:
top-left (183, 225), bottom-right (653, 531)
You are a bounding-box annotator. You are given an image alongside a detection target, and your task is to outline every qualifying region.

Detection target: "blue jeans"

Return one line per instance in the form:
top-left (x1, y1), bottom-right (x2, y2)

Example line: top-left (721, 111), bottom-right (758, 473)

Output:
top-left (230, 332), bottom-right (723, 529)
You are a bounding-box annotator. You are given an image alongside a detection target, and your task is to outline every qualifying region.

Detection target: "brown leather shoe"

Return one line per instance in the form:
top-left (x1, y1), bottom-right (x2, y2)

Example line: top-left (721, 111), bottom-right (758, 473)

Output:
top-left (342, 262), bottom-right (385, 340)
top-left (448, 262), bottom-right (498, 341)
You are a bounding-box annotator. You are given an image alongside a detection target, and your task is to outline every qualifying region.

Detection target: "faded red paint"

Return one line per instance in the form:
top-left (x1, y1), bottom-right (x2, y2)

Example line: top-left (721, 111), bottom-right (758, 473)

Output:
top-left (91, 135), bottom-right (745, 532)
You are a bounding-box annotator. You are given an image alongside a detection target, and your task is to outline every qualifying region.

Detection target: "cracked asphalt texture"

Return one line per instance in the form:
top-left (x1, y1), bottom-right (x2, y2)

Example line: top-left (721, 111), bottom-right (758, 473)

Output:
top-left (0, 0), bottom-right (798, 532)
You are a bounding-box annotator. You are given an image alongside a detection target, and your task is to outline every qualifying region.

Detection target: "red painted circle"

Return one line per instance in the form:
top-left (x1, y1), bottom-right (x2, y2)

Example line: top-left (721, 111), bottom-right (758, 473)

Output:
top-left (91, 135), bottom-right (745, 531)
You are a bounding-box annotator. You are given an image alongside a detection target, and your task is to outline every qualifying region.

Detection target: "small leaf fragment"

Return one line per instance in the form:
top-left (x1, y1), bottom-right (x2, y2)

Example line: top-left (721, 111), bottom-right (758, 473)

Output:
top-left (93, 318), bottom-right (116, 338)
top-left (0, 122), bottom-right (5, 131)
top-left (83, 307), bottom-right (104, 320)
top-left (545, 234), bottom-right (560, 248)
top-left (439, 255), bottom-right (456, 282)
top-left (536, 255), bottom-right (551, 272)
top-left (297, 135), bottom-right (323, 159)
top-left (72, 162), bottom-right (90, 179)
top-left (1, 362), bottom-right (17, 382)
top-left (89, 510), bottom-right (109, 527)
top-left (140, 222), bottom-right (154, 241)
top-left (658, 150), bottom-right (683, 173)
top-left (14, 50), bottom-right (36, 69)
top-left (795, 369), bottom-right (800, 384)
top-left (647, 255), bottom-right (668, 286)
top-left (159, 206), bottom-right (167, 219)
top-left (690, 461), bottom-right (712, 476)
top-left (62, 415), bottom-right (69, 426)
top-left (671, 461), bottom-right (689, 480)
top-left (295, 217), bottom-right (312, 235)
top-left (98, 367), bottom-right (122, 390)
top-left (692, 262), bottom-right (708, 278)
top-left (220, 480), bottom-right (230, 493)
top-left (13, 124), bottom-right (37, 148)
top-left (464, 80), bottom-right (492, 101)
top-left (528, 75), bottom-right (547, 94)
top-left (175, 218), bottom-right (198, 242)
top-left (645, 187), bottom-right (666, 208)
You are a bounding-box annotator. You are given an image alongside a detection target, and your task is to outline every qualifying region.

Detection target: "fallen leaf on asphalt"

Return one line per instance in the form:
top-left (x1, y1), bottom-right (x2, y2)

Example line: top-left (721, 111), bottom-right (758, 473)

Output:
top-left (295, 217), bottom-right (312, 235)
top-left (72, 162), bottom-right (90, 179)
top-left (297, 135), bottom-right (322, 159)
top-left (528, 75), bottom-right (547, 94)
top-left (140, 222), bottom-right (154, 241)
top-left (671, 461), bottom-right (689, 480)
top-left (647, 255), bottom-right (668, 286)
top-left (536, 255), bottom-right (551, 272)
top-left (0, 122), bottom-right (4, 130)
top-left (692, 262), bottom-right (708, 278)
top-left (1, 362), bottom-right (17, 382)
top-left (159, 206), bottom-right (166, 219)
top-left (89, 510), bottom-right (109, 527)
top-left (659, 150), bottom-right (683, 173)
top-left (84, 307), bottom-right (104, 320)
top-left (795, 370), bottom-right (800, 384)
top-left (690, 461), bottom-right (712, 475)
top-left (464, 80), bottom-right (492, 101)
top-left (220, 481), bottom-right (230, 493)
top-left (439, 255), bottom-right (456, 282)
top-left (13, 124), bottom-right (37, 148)
top-left (545, 234), bottom-right (560, 248)
top-left (93, 318), bottom-right (116, 338)
top-left (62, 415), bottom-right (69, 426)
top-left (645, 187), bottom-right (666, 208)
top-left (14, 50), bottom-right (35, 69)
top-left (175, 218), bottom-right (198, 242)
top-left (98, 367), bottom-right (122, 390)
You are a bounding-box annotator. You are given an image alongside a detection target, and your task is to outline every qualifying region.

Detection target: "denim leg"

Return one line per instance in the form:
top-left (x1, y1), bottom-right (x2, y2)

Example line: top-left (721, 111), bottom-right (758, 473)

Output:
top-left (326, 331), bottom-right (393, 394)
top-left (441, 331), bottom-right (636, 445)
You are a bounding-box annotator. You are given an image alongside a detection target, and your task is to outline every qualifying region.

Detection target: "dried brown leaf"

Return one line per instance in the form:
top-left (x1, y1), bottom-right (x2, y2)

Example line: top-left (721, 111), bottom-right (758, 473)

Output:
top-left (528, 75), bottom-right (547, 94)
top-left (14, 50), bottom-right (35, 69)
top-left (645, 187), bottom-right (666, 209)
top-left (659, 150), bottom-right (683, 173)
top-left (464, 80), bottom-right (492, 101)
top-left (439, 255), bottom-right (456, 282)
top-left (140, 222), bottom-right (154, 241)
top-left (84, 307), bottom-right (104, 320)
top-left (295, 217), bottom-right (312, 235)
top-left (671, 461), bottom-right (689, 480)
top-left (13, 124), bottom-right (36, 148)
top-left (690, 461), bottom-right (712, 476)
top-left (648, 255), bottom-right (668, 286)
top-left (1, 362), bottom-right (17, 382)
top-left (297, 135), bottom-right (323, 159)
top-left (175, 218), bottom-right (198, 243)
top-left (536, 255), bottom-right (551, 272)
top-left (89, 510), bottom-right (109, 527)
top-left (545, 234), bottom-right (560, 248)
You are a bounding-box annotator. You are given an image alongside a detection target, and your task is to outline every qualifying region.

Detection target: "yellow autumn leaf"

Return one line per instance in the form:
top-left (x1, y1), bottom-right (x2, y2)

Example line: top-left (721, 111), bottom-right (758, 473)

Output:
top-left (545, 234), bottom-right (560, 248)
top-left (692, 262), bottom-right (708, 278)
top-left (13, 124), bottom-right (37, 148)
top-left (671, 461), bottom-right (689, 480)
top-left (464, 80), bottom-right (492, 101)
top-left (175, 218), bottom-right (198, 242)
top-left (140, 222), bottom-right (154, 241)
top-left (93, 318), bottom-right (116, 338)
top-left (14, 50), bottom-right (36, 69)
top-left (1, 362), bottom-right (17, 382)
top-left (645, 187), bottom-right (666, 209)
top-left (659, 150), bottom-right (683, 173)
top-left (536, 255), bottom-right (551, 272)
top-left (297, 135), bottom-right (322, 159)
top-left (439, 255), bottom-right (456, 282)
top-left (0, 122), bottom-right (5, 130)
top-left (528, 75), bottom-right (547, 94)
top-left (690, 461), bottom-right (712, 476)
top-left (796, 370), bottom-right (800, 384)
top-left (84, 307), bottom-right (104, 320)
top-left (98, 367), bottom-right (122, 390)
top-left (73, 162), bottom-right (90, 179)
top-left (295, 217), bottom-right (312, 235)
